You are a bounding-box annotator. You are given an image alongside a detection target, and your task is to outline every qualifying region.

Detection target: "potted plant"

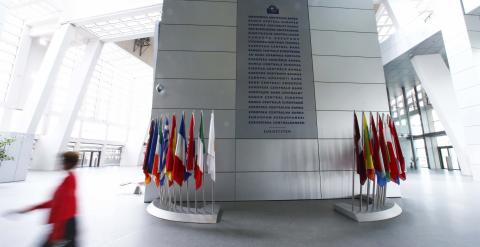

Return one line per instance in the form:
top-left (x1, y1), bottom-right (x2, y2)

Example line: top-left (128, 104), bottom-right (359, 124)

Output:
top-left (0, 136), bottom-right (15, 166)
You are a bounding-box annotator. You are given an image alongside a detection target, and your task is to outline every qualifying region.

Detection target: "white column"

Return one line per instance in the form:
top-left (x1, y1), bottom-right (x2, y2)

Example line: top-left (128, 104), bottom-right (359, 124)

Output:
top-left (31, 39), bottom-right (103, 170)
top-left (1, 26), bottom-right (33, 131)
top-left (20, 24), bottom-right (76, 134)
top-left (435, 0), bottom-right (480, 180)
top-left (410, 54), bottom-right (472, 176)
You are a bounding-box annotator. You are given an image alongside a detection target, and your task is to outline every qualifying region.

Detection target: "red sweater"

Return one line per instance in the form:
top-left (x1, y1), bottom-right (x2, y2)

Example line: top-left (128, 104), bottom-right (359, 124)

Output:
top-left (28, 171), bottom-right (77, 240)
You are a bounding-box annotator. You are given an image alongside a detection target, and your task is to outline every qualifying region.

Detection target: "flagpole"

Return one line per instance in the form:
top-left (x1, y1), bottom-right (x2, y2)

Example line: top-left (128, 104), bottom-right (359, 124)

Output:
top-left (186, 179), bottom-right (190, 212)
top-left (359, 184), bottom-right (363, 212)
top-left (352, 135), bottom-right (355, 212)
top-left (372, 179), bottom-right (376, 212)
top-left (195, 185), bottom-right (197, 213)
top-left (212, 180), bottom-right (215, 214)
top-left (178, 184), bottom-right (183, 211)
top-left (174, 185), bottom-right (177, 210)
top-left (202, 172), bottom-right (206, 211)
top-left (383, 183), bottom-right (387, 207)
top-left (351, 169), bottom-right (355, 211)
top-left (366, 179), bottom-right (370, 211)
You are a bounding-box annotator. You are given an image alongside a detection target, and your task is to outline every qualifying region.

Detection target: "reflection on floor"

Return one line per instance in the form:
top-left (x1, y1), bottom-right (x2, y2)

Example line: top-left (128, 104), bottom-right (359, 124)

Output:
top-left (0, 167), bottom-right (478, 247)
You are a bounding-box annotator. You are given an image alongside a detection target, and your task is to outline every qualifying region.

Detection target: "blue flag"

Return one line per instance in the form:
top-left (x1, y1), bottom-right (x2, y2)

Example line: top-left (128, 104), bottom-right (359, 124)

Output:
top-left (147, 119), bottom-right (158, 173)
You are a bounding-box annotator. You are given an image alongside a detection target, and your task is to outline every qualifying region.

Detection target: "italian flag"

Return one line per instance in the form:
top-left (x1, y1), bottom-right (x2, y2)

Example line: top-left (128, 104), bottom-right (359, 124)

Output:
top-left (195, 112), bottom-right (205, 190)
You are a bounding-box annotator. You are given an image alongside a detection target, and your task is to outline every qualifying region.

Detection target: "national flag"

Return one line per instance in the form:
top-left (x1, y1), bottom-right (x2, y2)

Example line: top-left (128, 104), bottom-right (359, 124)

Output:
top-left (195, 112), bottom-right (205, 190)
top-left (159, 118), bottom-right (169, 186)
top-left (165, 115), bottom-right (177, 186)
top-left (354, 112), bottom-right (367, 185)
top-left (389, 115), bottom-right (406, 181)
top-left (186, 113), bottom-right (195, 180)
top-left (378, 114), bottom-right (391, 181)
top-left (173, 113), bottom-right (187, 186)
top-left (370, 113), bottom-right (387, 186)
top-left (147, 120), bottom-right (159, 175)
top-left (207, 111), bottom-right (216, 181)
top-left (385, 115), bottom-right (400, 184)
top-left (362, 112), bottom-right (375, 181)
top-left (143, 120), bottom-right (155, 184)
top-left (152, 118), bottom-right (162, 187)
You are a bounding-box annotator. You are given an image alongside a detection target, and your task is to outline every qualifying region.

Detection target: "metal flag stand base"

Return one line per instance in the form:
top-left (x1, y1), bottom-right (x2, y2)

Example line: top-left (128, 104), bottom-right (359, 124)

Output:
top-left (147, 198), bottom-right (222, 224)
top-left (334, 199), bottom-right (402, 222)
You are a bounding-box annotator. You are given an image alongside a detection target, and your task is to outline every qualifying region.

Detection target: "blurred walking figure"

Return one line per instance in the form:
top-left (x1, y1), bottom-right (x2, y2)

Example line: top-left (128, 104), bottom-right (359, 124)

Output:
top-left (19, 151), bottom-right (79, 247)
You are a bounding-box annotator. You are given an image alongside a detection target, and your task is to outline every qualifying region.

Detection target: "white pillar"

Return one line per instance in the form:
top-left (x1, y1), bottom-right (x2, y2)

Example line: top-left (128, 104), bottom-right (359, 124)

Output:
top-left (31, 39), bottom-right (103, 170)
top-left (434, 0), bottom-right (480, 180)
top-left (120, 76), bottom-right (152, 167)
top-left (1, 26), bottom-right (33, 131)
top-left (410, 54), bottom-right (472, 176)
top-left (20, 24), bottom-right (76, 135)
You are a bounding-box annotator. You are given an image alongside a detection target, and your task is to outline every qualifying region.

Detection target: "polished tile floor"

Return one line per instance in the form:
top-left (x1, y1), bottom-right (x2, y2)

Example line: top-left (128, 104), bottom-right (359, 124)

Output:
top-left (0, 166), bottom-right (478, 247)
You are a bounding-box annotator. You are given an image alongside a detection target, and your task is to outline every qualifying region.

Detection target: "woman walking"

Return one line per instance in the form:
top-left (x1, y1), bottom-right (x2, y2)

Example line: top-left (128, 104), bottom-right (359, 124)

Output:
top-left (19, 151), bottom-right (79, 247)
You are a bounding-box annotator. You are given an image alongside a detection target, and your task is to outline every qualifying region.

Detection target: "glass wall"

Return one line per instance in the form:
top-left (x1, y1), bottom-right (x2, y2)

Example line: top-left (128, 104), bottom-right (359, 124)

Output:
top-left (388, 84), bottom-right (459, 171)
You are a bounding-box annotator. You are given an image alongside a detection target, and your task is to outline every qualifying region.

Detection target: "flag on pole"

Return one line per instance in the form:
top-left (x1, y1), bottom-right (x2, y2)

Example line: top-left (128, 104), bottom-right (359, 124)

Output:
top-left (389, 115), bottom-right (406, 181)
top-left (173, 113), bottom-right (187, 186)
top-left (147, 120), bottom-right (159, 176)
top-left (207, 111), bottom-right (216, 181)
top-left (160, 118), bottom-right (169, 186)
top-left (195, 112), bottom-right (205, 190)
top-left (370, 113), bottom-right (386, 186)
top-left (186, 113), bottom-right (195, 179)
top-left (143, 120), bottom-right (155, 184)
top-left (378, 114), bottom-right (391, 181)
top-left (165, 115), bottom-right (177, 186)
top-left (385, 116), bottom-right (400, 184)
top-left (354, 112), bottom-right (367, 185)
top-left (153, 118), bottom-right (162, 187)
top-left (362, 112), bottom-right (375, 181)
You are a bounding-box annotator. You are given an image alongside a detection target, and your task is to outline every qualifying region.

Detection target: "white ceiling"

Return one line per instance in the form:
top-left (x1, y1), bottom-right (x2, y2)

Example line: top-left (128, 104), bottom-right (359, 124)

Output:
top-left (71, 4), bottom-right (162, 42)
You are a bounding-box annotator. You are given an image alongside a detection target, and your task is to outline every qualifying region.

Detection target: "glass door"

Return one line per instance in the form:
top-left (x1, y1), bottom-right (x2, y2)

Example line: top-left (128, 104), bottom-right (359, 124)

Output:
top-left (438, 146), bottom-right (460, 170)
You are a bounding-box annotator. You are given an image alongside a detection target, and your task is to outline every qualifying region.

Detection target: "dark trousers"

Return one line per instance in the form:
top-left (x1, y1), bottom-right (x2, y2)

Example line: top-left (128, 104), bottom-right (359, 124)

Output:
top-left (42, 217), bottom-right (77, 247)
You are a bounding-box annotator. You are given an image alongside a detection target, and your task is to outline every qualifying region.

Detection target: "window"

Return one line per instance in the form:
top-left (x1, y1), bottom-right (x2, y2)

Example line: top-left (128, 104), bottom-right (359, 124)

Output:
top-left (376, 3), bottom-right (396, 43)
top-left (0, 3), bottom-right (24, 103)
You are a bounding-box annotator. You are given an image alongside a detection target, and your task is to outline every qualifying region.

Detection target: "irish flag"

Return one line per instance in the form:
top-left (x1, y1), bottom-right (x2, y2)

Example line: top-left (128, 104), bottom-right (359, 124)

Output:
top-left (195, 112), bottom-right (205, 190)
top-left (173, 113), bottom-right (187, 186)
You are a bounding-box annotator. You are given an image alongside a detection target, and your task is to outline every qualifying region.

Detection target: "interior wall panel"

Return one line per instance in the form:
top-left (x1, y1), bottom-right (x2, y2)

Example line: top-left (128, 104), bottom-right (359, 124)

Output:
top-left (309, 7), bottom-right (377, 32)
top-left (235, 172), bottom-right (322, 200)
top-left (155, 51), bottom-right (236, 79)
top-left (152, 79), bottom-right (235, 109)
top-left (162, 0), bottom-right (236, 26)
top-left (236, 139), bottom-right (320, 172)
top-left (315, 83), bottom-right (389, 111)
top-left (312, 56), bottom-right (385, 83)
top-left (308, 0), bottom-right (373, 9)
top-left (158, 25), bottom-right (236, 52)
top-left (311, 30), bottom-right (381, 57)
